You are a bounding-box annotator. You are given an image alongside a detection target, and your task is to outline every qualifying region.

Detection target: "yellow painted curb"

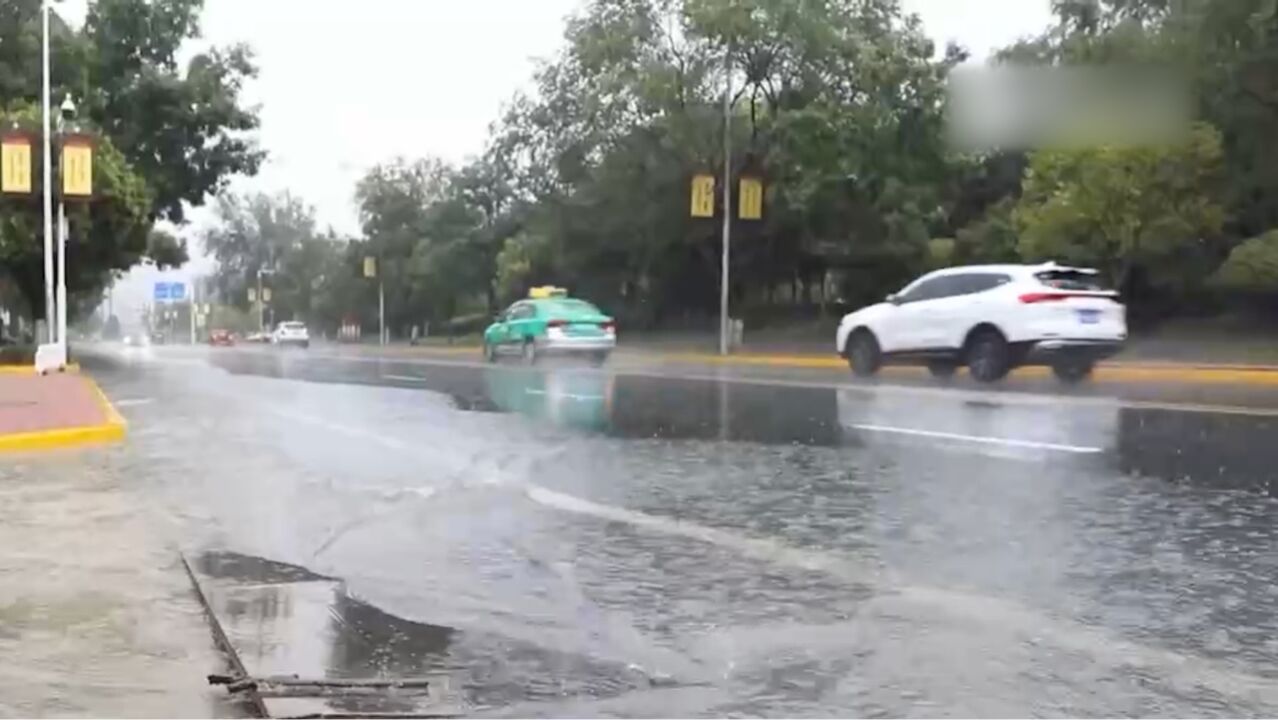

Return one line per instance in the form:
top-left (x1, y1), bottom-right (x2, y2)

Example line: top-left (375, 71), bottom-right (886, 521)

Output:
top-left (382, 343), bottom-right (1278, 386)
top-left (0, 362), bottom-right (81, 375)
top-left (0, 374), bottom-right (127, 453)
top-left (640, 351), bottom-right (1278, 386)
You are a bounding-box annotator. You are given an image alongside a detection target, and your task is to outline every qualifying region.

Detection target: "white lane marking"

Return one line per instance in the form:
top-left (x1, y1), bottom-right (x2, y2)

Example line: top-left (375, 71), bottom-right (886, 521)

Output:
top-left (251, 406), bottom-right (1278, 704)
top-left (848, 423), bottom-right (1104, 454)
top-left (381, 374), bottom-right (427, 383)
top-left (524, 388), bottom-right (605, 401)
top-left (114, 398), bottom-right (155, 407)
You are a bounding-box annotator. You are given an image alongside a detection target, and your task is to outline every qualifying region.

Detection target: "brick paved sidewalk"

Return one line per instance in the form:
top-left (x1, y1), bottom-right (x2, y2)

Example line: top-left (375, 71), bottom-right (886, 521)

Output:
top-left (0, 371), bottom-right (124, 450)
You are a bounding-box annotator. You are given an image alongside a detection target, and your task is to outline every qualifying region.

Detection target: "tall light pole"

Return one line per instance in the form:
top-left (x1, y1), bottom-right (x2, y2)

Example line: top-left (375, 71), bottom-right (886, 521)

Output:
top-left (40, 0), bottom-right (53, 344)
top-left (718, 43), bottom-right (733, 356)
top-left (56, 95), bottom-right (75, 354)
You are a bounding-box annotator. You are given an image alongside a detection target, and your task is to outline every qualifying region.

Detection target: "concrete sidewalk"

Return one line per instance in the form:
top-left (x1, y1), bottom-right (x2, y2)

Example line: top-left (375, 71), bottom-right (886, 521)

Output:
top-left (0, 368), bottom-right (126, 451)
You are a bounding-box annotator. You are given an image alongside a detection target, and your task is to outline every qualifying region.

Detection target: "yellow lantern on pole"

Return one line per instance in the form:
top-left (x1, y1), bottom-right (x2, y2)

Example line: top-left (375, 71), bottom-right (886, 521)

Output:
top-left (61, 135), bottom-right (93, 198)
top-left (1, 132), bottom-right (32, 194)
top-left (363, 256), bottom-right (377, 278)
top-left (738, 177), bottom-right (763, 220)
top-left (690, 174), bottom-right (715, 218)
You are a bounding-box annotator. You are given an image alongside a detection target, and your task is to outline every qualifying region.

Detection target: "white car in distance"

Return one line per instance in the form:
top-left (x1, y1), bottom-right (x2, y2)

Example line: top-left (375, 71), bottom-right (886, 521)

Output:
top-left (836, 263), bottom-right (1126, 383)
top-left (271, 321), bottom-right (310, 349)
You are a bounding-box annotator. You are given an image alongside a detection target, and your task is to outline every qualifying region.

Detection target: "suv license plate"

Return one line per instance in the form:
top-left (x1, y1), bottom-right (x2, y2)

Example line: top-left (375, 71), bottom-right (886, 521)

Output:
top-left (1077, 309), bottom-right (1101, 324)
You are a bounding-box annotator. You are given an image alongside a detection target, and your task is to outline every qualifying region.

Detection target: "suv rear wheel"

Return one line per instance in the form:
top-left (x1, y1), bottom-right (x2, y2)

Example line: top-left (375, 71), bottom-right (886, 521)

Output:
top-left (846, 331), bottom-right (882, 377)
top-left (966, 329), bottom-right (1011, 383)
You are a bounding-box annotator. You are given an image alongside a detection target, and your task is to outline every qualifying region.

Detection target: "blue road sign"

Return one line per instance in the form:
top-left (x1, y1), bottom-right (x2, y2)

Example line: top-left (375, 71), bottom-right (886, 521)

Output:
top-left (153, 281), bottom-right (187, 302)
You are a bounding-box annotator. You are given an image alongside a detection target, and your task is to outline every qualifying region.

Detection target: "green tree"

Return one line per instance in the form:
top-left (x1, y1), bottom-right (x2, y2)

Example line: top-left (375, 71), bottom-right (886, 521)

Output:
top-left (0, 103), bottom-right (167, 321)
top-left (0, 0), bottom-right (261, 320)
top-left (354, 158), bottom-right (453, 334)
top-left (473, 0), bottom-right (962, 323)
top-left (1015, 123), bottom-right (1226, 294)
top-left (954, 198), bottom-right (1022, 264)
top-left (202, 192), bottom-right (343, 327)
top-left (1212, 230), bottom-right (1278, 293)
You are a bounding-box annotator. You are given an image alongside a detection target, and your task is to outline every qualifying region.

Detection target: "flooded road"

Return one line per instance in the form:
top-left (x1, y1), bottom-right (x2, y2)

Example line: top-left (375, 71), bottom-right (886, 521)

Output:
top-left (21, 344), bottom-right (1278, 716)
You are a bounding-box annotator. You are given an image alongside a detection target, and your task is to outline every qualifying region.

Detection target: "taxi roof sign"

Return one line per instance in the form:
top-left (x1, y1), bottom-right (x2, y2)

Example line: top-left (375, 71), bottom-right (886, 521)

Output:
top-left (529, 286), bottom-right (567, 299)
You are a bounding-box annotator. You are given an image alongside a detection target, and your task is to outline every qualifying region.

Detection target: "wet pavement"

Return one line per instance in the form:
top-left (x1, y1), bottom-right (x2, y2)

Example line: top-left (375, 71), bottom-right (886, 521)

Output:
top-left (23, 342), bottom-right (1278, 716)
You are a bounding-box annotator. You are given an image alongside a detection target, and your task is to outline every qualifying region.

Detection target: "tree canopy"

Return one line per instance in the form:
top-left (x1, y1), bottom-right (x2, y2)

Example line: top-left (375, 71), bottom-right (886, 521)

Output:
top-left (0, 0), bottom-right (261, 321)
top-left (199, 0), bottom-right (1278, 335)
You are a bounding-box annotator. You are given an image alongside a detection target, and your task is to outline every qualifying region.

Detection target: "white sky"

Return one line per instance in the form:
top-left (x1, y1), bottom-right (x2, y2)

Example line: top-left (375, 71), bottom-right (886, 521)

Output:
top-left (101, 0), bottom-right (1053, 320)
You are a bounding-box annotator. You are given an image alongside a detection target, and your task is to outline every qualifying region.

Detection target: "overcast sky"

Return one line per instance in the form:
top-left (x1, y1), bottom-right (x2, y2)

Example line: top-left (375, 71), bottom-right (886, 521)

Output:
top-left (102, 0), bottom-right (1053, 320)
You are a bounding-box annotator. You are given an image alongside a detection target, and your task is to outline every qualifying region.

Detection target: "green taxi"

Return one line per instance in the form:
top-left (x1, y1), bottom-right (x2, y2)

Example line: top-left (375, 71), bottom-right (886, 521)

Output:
top-left (483, 287), bottom-right (616, 365)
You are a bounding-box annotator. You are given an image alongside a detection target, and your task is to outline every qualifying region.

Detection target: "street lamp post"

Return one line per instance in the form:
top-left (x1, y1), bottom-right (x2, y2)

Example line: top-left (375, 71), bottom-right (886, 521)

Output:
top-left (40, 0), bottom-right (53, 345)
top-left (256, 268), bottom-right (271, 332)
top-left (719, 43), bottom-right (733, 356)
top-left (56, 95), bottom-right (75, 356)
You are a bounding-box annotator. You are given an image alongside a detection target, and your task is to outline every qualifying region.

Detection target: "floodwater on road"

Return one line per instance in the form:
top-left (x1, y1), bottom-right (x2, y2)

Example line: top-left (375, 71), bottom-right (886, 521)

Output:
top-left (0, 446), bottom-right (233, 717)
top-left (12, 344), bottom-right (1278, 716)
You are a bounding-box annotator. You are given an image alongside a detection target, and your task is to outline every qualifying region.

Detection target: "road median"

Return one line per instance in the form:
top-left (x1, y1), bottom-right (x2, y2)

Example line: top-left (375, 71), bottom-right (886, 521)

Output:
top-left (351, 342), bottom-right (1278, 386)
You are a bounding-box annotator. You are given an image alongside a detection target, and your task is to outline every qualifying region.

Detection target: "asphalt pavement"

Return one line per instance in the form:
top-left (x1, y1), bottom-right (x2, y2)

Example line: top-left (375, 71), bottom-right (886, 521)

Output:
top-left (59, 342), bottom-right (1278, 716)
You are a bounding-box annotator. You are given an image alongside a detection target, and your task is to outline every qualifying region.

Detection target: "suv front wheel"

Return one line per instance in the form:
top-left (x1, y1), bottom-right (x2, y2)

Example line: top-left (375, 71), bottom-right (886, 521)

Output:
top-left (846, 331), bottom-right (882, 377)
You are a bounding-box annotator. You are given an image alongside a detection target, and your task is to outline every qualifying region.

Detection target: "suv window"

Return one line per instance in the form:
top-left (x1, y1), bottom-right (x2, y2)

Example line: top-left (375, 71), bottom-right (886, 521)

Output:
top-left (899, 275), bottom-right (961, 303)
top-left (899, 272), bottom-right (1012, 302)
top-left (1036, 269), bottom-right (1104, 291)
top-left (958, 273), bottom-right (1012, 294)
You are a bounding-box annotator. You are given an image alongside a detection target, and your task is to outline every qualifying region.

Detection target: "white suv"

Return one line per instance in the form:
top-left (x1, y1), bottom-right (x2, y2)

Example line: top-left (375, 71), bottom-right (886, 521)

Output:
top-left (271, 321), bottom-right (310, 348)
top-left (836, 263), bottom-right (1126, 383)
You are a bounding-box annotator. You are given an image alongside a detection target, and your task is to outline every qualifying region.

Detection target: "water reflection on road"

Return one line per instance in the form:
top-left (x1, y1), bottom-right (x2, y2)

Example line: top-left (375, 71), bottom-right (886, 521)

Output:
top-left (128, 348), bottom-right (1278, 715)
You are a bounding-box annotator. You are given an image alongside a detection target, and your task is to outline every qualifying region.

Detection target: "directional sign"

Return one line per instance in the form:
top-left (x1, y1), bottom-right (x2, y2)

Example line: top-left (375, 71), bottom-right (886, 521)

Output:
top-left (153, 281), bottom-right (186, 302)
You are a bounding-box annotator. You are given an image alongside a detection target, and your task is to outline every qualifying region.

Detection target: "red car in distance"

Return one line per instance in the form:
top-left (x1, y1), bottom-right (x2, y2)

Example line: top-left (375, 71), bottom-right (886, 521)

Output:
top-left (209, 329), bottom-right (235, 347)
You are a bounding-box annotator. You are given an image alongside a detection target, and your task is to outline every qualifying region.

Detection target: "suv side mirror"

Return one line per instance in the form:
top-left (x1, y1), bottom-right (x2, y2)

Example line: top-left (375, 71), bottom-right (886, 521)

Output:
top-left (886, 293), bottom-right (901, 305)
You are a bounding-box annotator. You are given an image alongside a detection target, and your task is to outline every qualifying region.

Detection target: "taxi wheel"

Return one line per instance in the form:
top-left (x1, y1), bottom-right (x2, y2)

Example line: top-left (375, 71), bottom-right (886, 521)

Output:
top-left (590, 351), bottom-right (610, 367)
top-left (483, 343), bottom-right (496, 363)
top-left (521, 339), bottom-right (538, 365)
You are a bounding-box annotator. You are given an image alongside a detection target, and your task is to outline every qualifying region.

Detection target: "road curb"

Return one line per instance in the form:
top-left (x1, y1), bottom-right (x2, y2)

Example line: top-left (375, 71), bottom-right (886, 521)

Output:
top-left (0, 362), bottom-right (82, 375)
top-left (0, 373), bottom-right (127, 453)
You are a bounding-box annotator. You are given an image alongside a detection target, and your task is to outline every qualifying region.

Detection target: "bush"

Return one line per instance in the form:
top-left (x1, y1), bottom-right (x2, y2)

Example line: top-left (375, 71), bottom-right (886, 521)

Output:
top-left (0, 346), bottom-right (34, 365)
